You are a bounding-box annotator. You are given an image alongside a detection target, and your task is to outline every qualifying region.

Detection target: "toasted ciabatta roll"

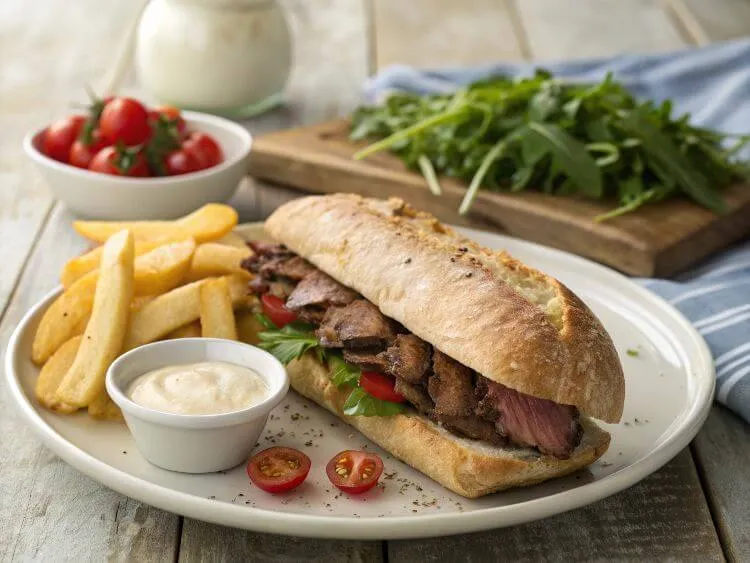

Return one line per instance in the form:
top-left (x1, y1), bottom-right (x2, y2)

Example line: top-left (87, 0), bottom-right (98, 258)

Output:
top-left (258, 194), bottom-right (624, 497)
top-left (288, 353), bottom-right (611, 498)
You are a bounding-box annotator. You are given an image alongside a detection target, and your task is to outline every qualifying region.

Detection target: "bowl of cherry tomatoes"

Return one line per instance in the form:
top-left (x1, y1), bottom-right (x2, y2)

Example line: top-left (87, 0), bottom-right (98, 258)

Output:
top-left (24, 96), bottom-right (252, 219)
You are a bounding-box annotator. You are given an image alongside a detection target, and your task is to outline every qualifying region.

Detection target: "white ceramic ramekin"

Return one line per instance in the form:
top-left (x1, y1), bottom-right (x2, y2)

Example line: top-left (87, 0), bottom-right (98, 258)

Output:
top-left (106, 338), bottom-right (288, 473)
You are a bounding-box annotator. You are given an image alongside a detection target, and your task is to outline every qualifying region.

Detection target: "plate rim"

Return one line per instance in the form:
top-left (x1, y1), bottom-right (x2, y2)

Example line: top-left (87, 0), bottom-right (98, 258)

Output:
top-left (5, 225), bottom-right (715, 540)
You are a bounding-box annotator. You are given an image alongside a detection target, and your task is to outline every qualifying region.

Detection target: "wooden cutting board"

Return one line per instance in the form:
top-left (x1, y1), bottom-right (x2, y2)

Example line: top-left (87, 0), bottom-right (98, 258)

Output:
top-left (247, 119), bottom-right (750, 277)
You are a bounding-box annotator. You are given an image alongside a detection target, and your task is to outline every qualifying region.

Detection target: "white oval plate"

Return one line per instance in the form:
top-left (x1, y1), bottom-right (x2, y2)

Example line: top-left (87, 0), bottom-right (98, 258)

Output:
top-left (5, 224), bottom-right (714, 540)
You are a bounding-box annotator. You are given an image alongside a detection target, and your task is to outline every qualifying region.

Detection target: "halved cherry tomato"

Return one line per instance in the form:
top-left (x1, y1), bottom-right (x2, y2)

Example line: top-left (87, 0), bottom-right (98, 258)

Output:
top-left (183, 132), bottom-right (223, 169)
top-left (326, 450), bottom-right (384, 494)
top-left (164, 148), bottom-right (201, 175)
top-left (100, 97), bottom-right (151, 146)
top-left (360, 372), bottom-right (405, 403)
top-left (247, 447), bottom-right (311, 493)
top-left (261, 294), bottom-right (298, 328)
top-left (42, 115), bottom-right (87, 162)
top-left (149, 105), bottom-right (187, 137)
top-left (68, 129), bottom-right (108, 169)
top-left (89, 146), bottom-right (150, 177)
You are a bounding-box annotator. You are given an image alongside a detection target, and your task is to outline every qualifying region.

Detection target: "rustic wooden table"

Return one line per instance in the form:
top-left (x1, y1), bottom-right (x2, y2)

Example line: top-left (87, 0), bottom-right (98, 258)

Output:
top-left (2, 0), bottom-right (750, 561)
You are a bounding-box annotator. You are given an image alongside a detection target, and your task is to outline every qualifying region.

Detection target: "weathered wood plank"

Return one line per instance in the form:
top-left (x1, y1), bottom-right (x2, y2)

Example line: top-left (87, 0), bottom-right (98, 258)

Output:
top-left (371, 0), bottom-right (524, 69)
top-left (693, 406), bottom-right (750, 562)
top-left (667, 0), bottom-right (750, 42)
top-left (516, 0), bottom-right (686, 60)
top-left (388, 449), bottom-right (723, 562)
top-left (0, 205), bottom-right (181, 562)
top-left (179, 521), bottom-right (383, 563)
top-left (0, 0), bottom-right (66, 316)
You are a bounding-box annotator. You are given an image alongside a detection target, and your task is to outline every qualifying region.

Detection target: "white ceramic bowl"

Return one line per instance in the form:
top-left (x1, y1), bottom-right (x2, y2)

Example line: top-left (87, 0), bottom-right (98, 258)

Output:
top-left (24, 111), bottom-right (252, 220)
top-left (106, 338), bottom-right (288, 474)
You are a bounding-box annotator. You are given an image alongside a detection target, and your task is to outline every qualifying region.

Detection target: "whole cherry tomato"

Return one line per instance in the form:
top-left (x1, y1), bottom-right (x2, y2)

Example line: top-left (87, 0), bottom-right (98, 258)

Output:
top-left (99, 97), bottom-right (151, 146)
top-left (89, 146), bottom-right (149, 177)
top-left (164, 148), bottom-right (201, 175)
top-left (42, 115), bottom-right (86, 162)
top-left (148, 105), bottom-right (187, 138)
top-left (183, 132), bottom-right (223, 169)
top-left (68, 129), bottom-right (108, 169)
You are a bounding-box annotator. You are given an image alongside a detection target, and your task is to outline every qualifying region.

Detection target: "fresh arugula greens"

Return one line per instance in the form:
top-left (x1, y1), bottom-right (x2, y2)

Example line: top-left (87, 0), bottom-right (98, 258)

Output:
top-left (255, 315), bottom-right (325, 364)
top-left (350, 71), bottom-right (750, 220)
top-left (329, 354), bottom-right (361, 387)
top-left (343, 387), bottom-right (405, 417)
top-left (255, 314), bottom-right (404, 416)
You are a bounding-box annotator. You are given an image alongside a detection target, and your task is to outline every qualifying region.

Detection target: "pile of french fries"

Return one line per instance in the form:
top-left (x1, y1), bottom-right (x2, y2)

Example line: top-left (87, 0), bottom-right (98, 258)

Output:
top-left (32, 204), bottom-right (263, 421)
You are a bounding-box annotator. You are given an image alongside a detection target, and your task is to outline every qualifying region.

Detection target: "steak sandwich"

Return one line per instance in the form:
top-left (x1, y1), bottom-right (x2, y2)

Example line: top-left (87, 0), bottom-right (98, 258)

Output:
top-left (243, 194), bottom-right (625, 498)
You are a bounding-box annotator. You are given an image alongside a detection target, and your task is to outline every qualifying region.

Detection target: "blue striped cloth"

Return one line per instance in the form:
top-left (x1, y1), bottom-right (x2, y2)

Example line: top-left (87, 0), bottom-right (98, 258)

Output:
top-left (365, 40), bottom-right (750, 423)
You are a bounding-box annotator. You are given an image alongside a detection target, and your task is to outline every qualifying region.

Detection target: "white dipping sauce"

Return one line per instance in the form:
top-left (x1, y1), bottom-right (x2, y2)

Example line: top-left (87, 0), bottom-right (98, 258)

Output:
top-left (127, 362), bottom-right (268, 415)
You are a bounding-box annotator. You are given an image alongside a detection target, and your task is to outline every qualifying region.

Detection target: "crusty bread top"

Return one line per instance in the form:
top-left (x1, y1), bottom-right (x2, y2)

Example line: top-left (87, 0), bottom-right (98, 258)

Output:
top-left (265, 194), bottom-right (625, 423)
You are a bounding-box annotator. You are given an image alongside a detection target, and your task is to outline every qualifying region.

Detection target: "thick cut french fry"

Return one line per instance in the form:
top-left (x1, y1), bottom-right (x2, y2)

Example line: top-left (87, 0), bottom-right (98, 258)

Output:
top-left (186, 243), bottom-right (251, 281)
top-left (131, 295), bottom-right (156, 313)
top-left (32, 273), bottom-right (97, 365)
top-left (133, 238), bottom-right (195, 295)
top-left (125, 273), bottom-right (250, 350)
top-left (88, 391), bottom-right (123, 421)
top-left (215, 232), bottom-right (248, 249)
top-left (33, 239), bottom-right (196, 365)
top-left (165, 321), bottom-right (202, 339)
top-left (200, 277), bottom-right (238, 340)
top-left (73, 204), bottom-right (238, 244)
top-left (35, 335), bottom-right (82, 413)
top-left (235, 310), bottom-right (263, 345)
top-left (62, 240), bottom-right (162, 288)
top-left (55, 230), bottom-right (135, 407)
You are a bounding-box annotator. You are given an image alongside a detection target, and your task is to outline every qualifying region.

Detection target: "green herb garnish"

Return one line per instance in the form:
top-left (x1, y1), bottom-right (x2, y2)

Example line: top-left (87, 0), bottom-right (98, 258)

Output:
top-left (342, 387), bottom-right (405, 417)
top-left (626, 348), bottom-right (640, 357)
top-left (350, 70), bottom-right (750, 220)
top-left (329, 354), bottom-right (361, 387)
top-left (256, 315), bottom-right (324, 364)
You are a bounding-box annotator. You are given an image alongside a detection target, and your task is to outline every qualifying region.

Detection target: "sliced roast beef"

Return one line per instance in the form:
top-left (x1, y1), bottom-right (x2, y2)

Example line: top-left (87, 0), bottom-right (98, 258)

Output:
top-left (248, 276), bottom-right (269, 295)
top-left (272, 256), bottom-right (317, 281)
top-left (394, 379), bottom-right (433, 414)
top-left (243, 241), bottom-right (315, 282)
top-left (249, 277), bottom-right (295, 300)
top-left (247, 241), bottom-right (290, 258)
top-left (242, 242), bottom-right (292, 274)
top-left (316, 300), bottom-right (396, 348)
top-left (427, 350), bottom-right (476, 418)
top-left (384, 334), bottom-right (431, 384)
top-left (295, 306), bottom-right (327, 324)
top-left (442, 415), bottom-right (507, 446)
top-left (256, 256), bottom-right (314, 281)
top-left (286, 270), bottom-right (359, 310)
top-left (343, 348), bottom-right (391, 373)
top-left (477, 379), bottom-right (580, 458)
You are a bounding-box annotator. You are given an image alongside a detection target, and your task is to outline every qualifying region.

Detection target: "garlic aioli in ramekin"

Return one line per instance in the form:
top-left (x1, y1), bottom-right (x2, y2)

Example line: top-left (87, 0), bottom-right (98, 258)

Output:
top-left (127, 362), bottom-right (269, 415)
